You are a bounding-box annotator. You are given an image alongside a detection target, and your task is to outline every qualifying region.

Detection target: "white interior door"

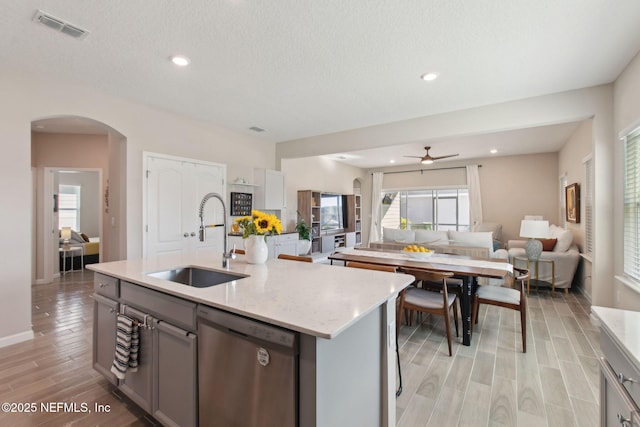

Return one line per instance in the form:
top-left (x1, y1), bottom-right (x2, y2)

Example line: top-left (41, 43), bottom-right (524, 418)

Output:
top-left (145, 154), bottom-right (226, 257)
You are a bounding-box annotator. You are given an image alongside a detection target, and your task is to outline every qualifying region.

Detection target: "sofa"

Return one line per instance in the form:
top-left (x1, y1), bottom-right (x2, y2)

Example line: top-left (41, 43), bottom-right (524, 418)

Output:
top-left (507, 224), bottom-right (580, 291)
top-left (371, 227), bottom-right (508, 260)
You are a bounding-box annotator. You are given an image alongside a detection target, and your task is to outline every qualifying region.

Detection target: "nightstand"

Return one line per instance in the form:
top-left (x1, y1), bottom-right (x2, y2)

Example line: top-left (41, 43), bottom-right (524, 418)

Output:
top-left (59, 246), bottom-right (84, 274)
top-left (512, 256), bottom-right (555, 296)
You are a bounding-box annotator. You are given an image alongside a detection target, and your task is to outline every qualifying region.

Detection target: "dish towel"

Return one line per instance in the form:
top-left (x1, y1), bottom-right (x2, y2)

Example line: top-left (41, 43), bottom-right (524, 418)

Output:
top-left (110, 314), bottom-right (139, 379)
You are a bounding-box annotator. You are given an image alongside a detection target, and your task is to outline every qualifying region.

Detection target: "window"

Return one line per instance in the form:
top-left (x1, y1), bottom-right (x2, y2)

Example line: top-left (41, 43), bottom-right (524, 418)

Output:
top-left (624, 127), bottom-right (640, 282)
top-left (58, 185), bottom-right (81, 231)
top-left (380, 188), bottom-right (469, 232)
top-left (584, 156), bottom-right (594, 256)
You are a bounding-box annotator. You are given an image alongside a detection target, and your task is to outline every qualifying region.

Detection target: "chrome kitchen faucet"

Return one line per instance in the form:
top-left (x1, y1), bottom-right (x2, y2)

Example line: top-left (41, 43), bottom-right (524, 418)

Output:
top-left (198, 192), bottom-right (234, 269)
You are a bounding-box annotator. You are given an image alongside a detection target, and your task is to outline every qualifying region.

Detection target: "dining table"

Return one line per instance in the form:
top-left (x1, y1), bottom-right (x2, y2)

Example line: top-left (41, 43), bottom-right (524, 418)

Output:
top-left (328, 247), bottom-right (513, 346)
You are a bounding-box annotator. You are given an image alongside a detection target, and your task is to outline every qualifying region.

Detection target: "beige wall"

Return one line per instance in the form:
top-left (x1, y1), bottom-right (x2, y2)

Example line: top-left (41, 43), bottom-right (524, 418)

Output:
top-left (0, 68), bottom-right (276, 347)
top-left (32, 133), bottom-right (109, 272)
top-left (361, 152), bottom-right (559, 245)
top-left (558, 118), bottom-right (593, 297)
top-left (279, 86), bottom-right (615, 307)
top-left (558, 118), bottom-right (592, 252)
top-left (613, 51), bottom-right (640, 310)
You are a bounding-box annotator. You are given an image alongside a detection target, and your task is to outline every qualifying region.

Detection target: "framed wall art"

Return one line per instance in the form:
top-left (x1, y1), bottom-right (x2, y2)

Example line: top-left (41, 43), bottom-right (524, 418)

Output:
top-left (565, 183), bottom-right (580, 223)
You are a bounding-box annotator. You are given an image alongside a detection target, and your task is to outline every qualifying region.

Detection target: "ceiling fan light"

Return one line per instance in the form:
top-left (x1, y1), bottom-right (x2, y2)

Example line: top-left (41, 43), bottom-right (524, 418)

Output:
top-left (421, 159), bottom-right (434, 165)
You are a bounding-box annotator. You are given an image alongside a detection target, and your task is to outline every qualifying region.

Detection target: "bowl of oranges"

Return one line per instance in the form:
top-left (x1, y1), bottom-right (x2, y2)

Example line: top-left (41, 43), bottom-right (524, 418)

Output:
top-left (402, 245), bottom-right (434, 260)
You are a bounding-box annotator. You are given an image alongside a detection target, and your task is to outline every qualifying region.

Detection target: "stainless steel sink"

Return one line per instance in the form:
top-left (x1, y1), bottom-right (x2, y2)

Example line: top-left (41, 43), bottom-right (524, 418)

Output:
top-left (147, 267), bottom-right (248, 288)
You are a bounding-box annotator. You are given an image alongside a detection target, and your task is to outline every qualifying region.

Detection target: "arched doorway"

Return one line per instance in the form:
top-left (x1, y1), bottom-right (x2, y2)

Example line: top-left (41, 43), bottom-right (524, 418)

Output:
top-left (31, 116), bottom-right (127, 284)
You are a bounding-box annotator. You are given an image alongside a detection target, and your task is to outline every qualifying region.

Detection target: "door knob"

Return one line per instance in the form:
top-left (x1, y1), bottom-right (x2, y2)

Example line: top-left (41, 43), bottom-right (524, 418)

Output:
top-left (184, 233), bottom-right (189, 238)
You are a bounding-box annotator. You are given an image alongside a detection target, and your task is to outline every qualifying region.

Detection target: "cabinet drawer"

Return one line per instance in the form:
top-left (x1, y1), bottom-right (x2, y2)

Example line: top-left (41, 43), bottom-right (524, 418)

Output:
top-left (602, 330), bottom-right (640, 405)
top-left (277, 233), bottom-right (299, 243)
top-left (120, 282), bottom-right (196, 332)
top-left (94, 273), bottom-right (119, 298)
top-left (601, 357), bottom-right (640, 426)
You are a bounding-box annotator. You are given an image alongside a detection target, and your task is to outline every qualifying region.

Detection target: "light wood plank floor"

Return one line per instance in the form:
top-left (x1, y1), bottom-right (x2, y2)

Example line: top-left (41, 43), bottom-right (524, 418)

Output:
top-left (0, 272), bottom-right (599, 426)
top-left (396, 286), bottom-right (601, 427)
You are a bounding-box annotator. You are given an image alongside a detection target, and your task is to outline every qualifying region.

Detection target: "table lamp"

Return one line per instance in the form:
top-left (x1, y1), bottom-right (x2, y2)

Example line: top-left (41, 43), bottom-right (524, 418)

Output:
top-left (519, 220), bottom-right (549, 261)
top-left (61, 227), bottom-right (71, 249)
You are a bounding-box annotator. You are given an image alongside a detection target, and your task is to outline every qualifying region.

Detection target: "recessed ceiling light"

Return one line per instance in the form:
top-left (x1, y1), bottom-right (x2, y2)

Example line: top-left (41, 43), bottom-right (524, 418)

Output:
top-left (420, 72), bottom-right (439, 82)
top-left (389, 159), bottom-right (395, 164)
top-left (490, 148), bottom-right (498, 154)
top-left (170, 55), bottom-right (190, 66)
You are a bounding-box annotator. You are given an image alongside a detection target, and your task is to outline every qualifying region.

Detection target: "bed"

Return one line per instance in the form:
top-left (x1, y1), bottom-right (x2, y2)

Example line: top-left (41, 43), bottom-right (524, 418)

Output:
top-left (59, 230), bottom-right (100, 271)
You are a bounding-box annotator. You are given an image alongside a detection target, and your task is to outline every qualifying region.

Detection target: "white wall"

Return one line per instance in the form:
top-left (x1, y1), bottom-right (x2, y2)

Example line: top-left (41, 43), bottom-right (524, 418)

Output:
top-left (0, 68), bottom-right (276, 347)
top-left (614, 51), bottom-right (640, 310)
top-left (281, 156), bottom-right (365, 231)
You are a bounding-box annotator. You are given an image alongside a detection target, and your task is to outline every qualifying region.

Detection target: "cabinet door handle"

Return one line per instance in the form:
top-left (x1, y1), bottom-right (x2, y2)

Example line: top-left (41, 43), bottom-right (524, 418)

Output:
top-left (618, 372), bottom-right (636, 385)
top-left (617, 413), bottom-right (631, 426)
top-left (190, 232), bottom-right (196, 237)
top-left (184, 233), bottom-right (189, 238)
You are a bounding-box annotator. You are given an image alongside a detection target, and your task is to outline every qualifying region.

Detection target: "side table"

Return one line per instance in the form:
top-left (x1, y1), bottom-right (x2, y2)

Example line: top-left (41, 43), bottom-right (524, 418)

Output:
top-left (512, 256), bottom-right (555, 296)
top-left (59, 246), bottom-right (84, 275)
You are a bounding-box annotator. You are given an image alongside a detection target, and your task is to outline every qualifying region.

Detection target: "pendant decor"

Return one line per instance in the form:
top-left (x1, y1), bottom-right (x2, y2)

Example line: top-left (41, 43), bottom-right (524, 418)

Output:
top-left (244, 235), bottom-right (268, 265)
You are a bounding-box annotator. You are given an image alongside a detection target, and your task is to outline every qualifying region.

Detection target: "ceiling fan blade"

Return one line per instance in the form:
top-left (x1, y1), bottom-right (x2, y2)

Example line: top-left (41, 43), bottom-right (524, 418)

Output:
top-left (403, 155), bottom-right (425, 158)
top-left (431, 154), bottom-right (459, 160)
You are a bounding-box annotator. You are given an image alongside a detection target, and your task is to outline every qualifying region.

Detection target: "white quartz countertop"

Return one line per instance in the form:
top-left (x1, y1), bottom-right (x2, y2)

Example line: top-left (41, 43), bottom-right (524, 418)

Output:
top-left (592, 306), bottom-right (640, 369)
top-left (88, 249), bottom-right (413, 339)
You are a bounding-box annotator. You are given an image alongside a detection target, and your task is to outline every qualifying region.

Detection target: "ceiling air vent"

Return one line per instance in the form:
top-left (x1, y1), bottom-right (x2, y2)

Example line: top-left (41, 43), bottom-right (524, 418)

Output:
top-left (33, 10), bottom-right (89, 40)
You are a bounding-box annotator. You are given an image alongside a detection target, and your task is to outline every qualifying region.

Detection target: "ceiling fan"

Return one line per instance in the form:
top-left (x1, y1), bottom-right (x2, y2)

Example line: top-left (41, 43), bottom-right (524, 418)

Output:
top-left (405, 146), bottom-right (459, 165)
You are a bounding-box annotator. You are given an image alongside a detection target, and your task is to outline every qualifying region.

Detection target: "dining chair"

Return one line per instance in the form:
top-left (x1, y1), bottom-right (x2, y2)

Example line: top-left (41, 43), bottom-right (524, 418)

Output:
top-left (471, 267), bottom-right (530, 352)
top-left (345, 261), bottom-right (403, 397)
top-left (397, 269), bottom-right (459, 357)
top-left (277, 254), bottom-right (313, 262)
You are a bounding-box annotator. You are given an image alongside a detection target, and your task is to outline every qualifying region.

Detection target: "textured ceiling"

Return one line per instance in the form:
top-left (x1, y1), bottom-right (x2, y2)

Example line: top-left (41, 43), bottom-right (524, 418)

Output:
top-left (9, 1), bottom-right (640, 166)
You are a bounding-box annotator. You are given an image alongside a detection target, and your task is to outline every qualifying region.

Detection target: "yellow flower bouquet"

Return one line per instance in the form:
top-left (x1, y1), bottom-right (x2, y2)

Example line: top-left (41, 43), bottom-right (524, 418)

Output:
top-left (235, 210), bottom-right (282, 239)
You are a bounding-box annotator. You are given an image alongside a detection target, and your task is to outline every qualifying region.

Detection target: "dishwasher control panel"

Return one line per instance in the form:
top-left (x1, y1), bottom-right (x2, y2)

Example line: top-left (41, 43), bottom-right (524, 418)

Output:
top-left (197, 305), bottom-right (297, 349)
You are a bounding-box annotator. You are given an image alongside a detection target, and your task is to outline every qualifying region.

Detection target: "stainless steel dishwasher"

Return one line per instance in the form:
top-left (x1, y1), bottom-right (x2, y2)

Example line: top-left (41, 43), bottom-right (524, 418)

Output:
top-left (197, 305), bottom-right (298, 427)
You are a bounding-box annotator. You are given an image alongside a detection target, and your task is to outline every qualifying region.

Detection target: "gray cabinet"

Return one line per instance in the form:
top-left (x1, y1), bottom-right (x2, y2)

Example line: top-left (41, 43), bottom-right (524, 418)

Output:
top-left (154, 320), bottom-right (198, 427)
top-left (118, 305), bottom-right (155, 413)
top-left (600, 326), bottom-right (640, 426)
top-left (93, 276), bottom-right (198, 427)
top-left (93, 293), bottom-right (119, 386)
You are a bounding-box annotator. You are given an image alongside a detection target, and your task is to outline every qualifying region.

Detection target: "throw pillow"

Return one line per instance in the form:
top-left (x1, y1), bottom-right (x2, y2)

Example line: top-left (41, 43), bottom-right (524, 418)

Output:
top-left (549, 225), bottom-right (573, 252)
top-left (80, 233), bottom-right (90, 242)
top-left (382, 227), bottom-right (415, 243)
top-left (448, 231), bottom-right (494, 256)
top-left (538, 238), bottom-right (557, 251)
top-left (414, 230), bottom-right (449, 245)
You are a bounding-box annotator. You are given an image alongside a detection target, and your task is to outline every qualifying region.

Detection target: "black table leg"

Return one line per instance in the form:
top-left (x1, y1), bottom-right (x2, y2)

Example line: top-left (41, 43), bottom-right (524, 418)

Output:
top-left (460, 276), bottom-right (478, 346)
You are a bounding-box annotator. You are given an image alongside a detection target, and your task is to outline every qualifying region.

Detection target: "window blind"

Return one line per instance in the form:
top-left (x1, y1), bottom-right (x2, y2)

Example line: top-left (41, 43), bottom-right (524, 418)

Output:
top-left (624, 128), bottom-right (640, 282)
top-left (584, 157), bottom-right (594, 256)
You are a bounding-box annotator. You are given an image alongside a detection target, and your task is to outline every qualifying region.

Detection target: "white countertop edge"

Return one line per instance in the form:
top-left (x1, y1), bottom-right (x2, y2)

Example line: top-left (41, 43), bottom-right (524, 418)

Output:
top-left (88, 250), bottom-right (413, 339)
top-left (592, 305), bottom-right (640, 369)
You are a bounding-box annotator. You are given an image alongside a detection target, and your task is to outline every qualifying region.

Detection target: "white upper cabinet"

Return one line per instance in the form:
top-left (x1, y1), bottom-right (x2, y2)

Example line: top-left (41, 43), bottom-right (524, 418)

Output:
top-left (254, 169), bottom-right (286, 210)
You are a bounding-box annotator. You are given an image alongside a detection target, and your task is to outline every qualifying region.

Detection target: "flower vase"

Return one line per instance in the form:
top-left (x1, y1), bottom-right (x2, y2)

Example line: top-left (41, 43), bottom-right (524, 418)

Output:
top-left (244, 235), bottom-right (268, 265)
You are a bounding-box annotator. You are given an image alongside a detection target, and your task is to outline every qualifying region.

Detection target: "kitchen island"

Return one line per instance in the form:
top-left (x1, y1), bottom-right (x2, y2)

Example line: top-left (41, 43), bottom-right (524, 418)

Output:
top-left (88, 249), bottom-right (413, 427)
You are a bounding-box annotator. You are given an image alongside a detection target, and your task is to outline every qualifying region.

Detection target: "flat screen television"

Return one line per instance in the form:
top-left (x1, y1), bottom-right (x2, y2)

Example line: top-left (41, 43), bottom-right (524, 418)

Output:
top-left (320, 193), bottom-right (347, 233)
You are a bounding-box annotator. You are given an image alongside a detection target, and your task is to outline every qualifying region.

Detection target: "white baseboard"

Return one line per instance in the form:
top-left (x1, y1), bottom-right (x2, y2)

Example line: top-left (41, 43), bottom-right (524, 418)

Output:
top-left (0, 330), bottom-right (34, 348)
